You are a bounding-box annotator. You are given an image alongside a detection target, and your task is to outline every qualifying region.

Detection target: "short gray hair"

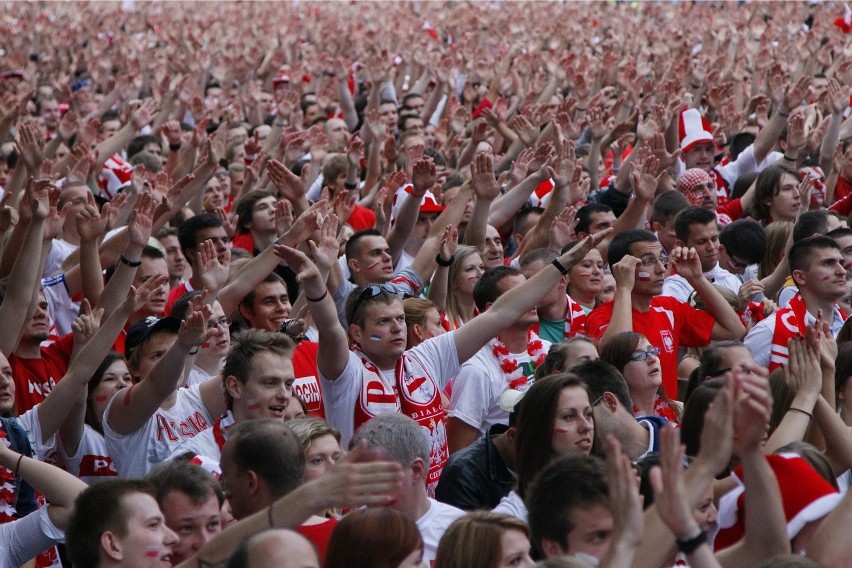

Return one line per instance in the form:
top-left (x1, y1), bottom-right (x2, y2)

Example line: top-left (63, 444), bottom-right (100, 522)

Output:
top-left (351, 413), bottom-right (430, 469)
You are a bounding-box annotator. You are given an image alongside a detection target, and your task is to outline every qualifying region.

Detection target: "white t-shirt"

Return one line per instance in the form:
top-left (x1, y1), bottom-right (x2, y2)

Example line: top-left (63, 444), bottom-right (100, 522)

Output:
top-left (42, 274), bottom-right (79, 337)
top-left (185, 366), bottom-right (215, 388)
top-left (0, 505), bottom-right (64, 568)
top-left (58, 425), bottom-right (118, 484)
top-left (168, 428), bottom-right (219, 463)
top-left (492, 490), bottom-right (527, 522)
top-left (416, 498), bottom-right (465, 564)
top-left (661, 263), bottom-right (741, 303)
top-left (43, 239), bottom-right (77, 278)
top-left (17, 406), bottom-right (57, 465)
top-left (103, 383), bottom-right (213, 477)
top-left (448, 338), bottom-right (550, 435)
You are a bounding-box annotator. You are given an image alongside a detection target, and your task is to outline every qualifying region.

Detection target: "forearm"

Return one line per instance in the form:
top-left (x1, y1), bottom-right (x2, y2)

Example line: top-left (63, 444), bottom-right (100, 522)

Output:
top-left (387, 192), bottom-right (421, 263)
top-left (752, 110), bottom-right (787, 165)
top-left (363, 139), bottom-right (382, 198)
top-left (78, 238), bottom-right (104, 307)
top-left (337, 79), bottom-right (359, 131)
top-left (765, 390), bottom-right (818, 453)
top-left (821, 113), bottom-right (843, 179)
top-left (427, 266), bottom-right (449, 312)
top-left (0, 217), bottom-right (45, 354)
top-left (598, 288), bottom-right (634, 348)
top-left (97, 242), bottom-right (142, 317)
top-left (0, 218), bottom-right (28, 277)
top-left (690, 276), bottom-right (746, 339)
top-left (488, 173), bottom-right (541, 228)
top-left (731, 450), bottom-right (789, 562)
top-left (422, 82), bottom-right (446, 123)
top-left (463, 198), bottom-right (491, 249)
top-left (0, 451), bottom-right (87, 508)
top-left (813, 396), bottom-right (852, 474)
top-left (587, 137), bottom-right (602, 193)
top-left (96, 122), bottom-right (137, 165)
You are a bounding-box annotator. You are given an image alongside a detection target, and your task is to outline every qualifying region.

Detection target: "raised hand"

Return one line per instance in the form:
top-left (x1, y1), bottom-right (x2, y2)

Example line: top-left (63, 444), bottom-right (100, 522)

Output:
top-left (267, 159), bottom-right (306, 203)
top-left (306, 214), bottom-right (341, 275)
top-left (71, 299), bottom-right (103, 347)
top-left (177, 303), bottom-right (215, 350)
top-left (438, 224), bottom-right (459, 264)
top-left (195, 239), bottom-right (231, 295)
top-left (0, 193), bottom-right (18, 233)
top-left (128, 191), bottom-right (156, 247)
top-left (470, 152), bottom-right (500, 201)
top-left (75, 192), bottom-right (110, 243)
top-left (605, 435), bottom-right (644, 546)
top-left (275, 199), bottom-right (294, 236)
top-left (131, 98), bottom-right (160, 131)
top-left (732, 364), bottom-right (772, 456)
top-left (668, 246), bottom-right (703, 281)
top-left (549, 205), bottom-right (577, 252)
top-left (783, 337), bottom-right (822, 404)
top-left (123, 274), bottom-right (169, 315)
top-left (651, 424), bottom-right (704, 540)
top-left (15, 120), bottom-right (45, 173)
top-left (630, 152), bottom-right (662, 202)
top-left (411, 158), bottom-right (437, 196)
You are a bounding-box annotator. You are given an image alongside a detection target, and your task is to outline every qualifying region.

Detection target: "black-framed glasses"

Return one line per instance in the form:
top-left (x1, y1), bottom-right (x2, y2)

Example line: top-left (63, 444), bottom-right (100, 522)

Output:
top-left (629, 346), bottom-right (661, 362)
top-left (349, 283), bottom-right (399, 322)
top-left (728, 256), bottom-right (750, 270)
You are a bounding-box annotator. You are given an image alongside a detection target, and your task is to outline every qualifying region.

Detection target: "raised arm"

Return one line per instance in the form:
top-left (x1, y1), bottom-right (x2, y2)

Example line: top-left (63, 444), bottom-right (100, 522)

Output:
top-left (0, 178), bottom-right (50, 355)
top-left (105, 300), bottom-right (212, 435)
top-left (387, 163), bottom-right (432, 264)
top-left (453, 229), bottom-right (611, 363)
top-left (275, 217), bottom-right (350, 381)
top-left (464, 152), bottom-right (502, 250)
top-left (179, 441), bottom-right (403, 568)
top-left (0, 441), bottom-right (88, 531)
top-left (669, 246), bottom-right (746, 340)
top-left (47, 279), bottom-right (158, 450)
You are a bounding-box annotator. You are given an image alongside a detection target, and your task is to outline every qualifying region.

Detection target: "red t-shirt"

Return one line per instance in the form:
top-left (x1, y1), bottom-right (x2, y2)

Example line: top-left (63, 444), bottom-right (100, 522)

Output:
top-left (293, 341), bottom-right (324, 418)
top-left (10, 333), bottom-right (75, 414)
top-left (165, 281), bottom-right (193, 316)
top-left (231, 232), bottom-right (254, 254)
top-left (833, 175), bottom-right (852, 205)
top-left (585, 296), bottom-right (715, 399)
top-left (296, 518), bottom-right (338, 564)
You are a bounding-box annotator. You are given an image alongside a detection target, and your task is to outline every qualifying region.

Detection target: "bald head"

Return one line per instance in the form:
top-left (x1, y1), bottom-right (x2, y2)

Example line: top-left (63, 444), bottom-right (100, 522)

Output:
top-left (227, 529), bottom-right (319, 568)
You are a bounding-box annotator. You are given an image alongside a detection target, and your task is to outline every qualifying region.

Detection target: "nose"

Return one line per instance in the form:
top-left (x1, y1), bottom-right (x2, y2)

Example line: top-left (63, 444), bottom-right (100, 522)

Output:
top-left (115, 377), bottom-right (129, 390)
top-left (578, 414), bottom-right (593, 432)
top-left (164, 525), bottom-right (179, 546)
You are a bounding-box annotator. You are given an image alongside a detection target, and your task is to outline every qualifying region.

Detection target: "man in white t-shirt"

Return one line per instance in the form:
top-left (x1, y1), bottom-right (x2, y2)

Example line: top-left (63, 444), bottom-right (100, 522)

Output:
top-left (103, 305), bottom-right (228, 477)
top-left (447, 265), bottom-right (552, 455)
top-left (662, 207), bottom-right (742, 302)
top-left (351, 413), bottom-right (464, 564)
top-left (167, 329), bottom-right (296, 466)
top-left (278, 220), bottom-right (608, 495)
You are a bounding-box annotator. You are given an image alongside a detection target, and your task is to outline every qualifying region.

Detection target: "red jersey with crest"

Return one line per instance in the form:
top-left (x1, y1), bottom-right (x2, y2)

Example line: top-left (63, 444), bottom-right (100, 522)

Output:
top-left (585, 296), bottom-right (715, 399)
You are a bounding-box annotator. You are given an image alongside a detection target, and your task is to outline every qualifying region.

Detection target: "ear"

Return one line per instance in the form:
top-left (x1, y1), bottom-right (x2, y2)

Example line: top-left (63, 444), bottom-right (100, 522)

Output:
top-left (349, 322), bottom-right (363, 345)
top-left (484, 301), bottom-right (494, 312)
top-left (651, 220), bottom-right (662, 233)
top-left (675, 238), bottom-right (685, 248)
top-left (348, 257), bottom-right (360, 275)
top-left (237, 302), bottom-right (254, 325)
top-left (540, 538), bottom-right (567, 559)
top-left (603, 391), bottom-right (620, 413)
top-left (791, 268), bottom-right (807, 288)
top-left (559, 274), bottom-right (569, 289)
top-left (101, 531), bottom-right (123, 561)
top-left (514, 232), bottom-right (525, 247)
top-left (247, 470), bottom-right (260, 495)
top-left (412, 322), bottom-right (425, 343)
top-left (410, 457), bottom-right (427, 483)
top-left (225, 375), bottom-right (241, 401)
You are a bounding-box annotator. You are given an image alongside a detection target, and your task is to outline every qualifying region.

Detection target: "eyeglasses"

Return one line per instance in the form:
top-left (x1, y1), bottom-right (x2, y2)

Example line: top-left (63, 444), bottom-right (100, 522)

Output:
top-left (207, 317), bottom-right (231, 329)
top-left (638, 256), bottom-right (666, 268)
top-left (591, 395), bottom-right (605, 407)
top-left (728, 256), bottom-right (750, 270)
top-left (349, 284), bottom-right (399, 322)
top-left (629, 346), bottom-right (661, 362)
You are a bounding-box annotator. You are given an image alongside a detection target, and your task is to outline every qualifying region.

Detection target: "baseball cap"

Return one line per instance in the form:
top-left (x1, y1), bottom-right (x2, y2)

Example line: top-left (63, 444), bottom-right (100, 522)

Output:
top-left (124, 316), bottom-right (181, 359)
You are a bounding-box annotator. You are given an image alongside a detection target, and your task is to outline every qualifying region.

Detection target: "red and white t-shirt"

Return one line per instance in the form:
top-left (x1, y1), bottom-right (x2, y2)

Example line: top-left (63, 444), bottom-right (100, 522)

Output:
top-left (57, 424), bottom-right (118, 485)
top-left (10, 334), bottom-right (75, 414)
top-left (292, 341), bottom-right (324, 418)
top-left (320, 333), bottom-right (460, 496)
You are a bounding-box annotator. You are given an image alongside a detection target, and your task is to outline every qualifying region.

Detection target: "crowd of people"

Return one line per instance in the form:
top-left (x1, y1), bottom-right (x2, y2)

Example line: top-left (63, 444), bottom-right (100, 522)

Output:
top-left (4, 0), bottom-right (852, 566)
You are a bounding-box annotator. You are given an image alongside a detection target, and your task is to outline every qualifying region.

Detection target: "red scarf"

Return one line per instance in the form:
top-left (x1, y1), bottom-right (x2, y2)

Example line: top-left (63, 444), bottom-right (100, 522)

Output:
top-left (769, 293), bottom-right (848, 372)
top-left (351, 346), bottom-right (447, 497)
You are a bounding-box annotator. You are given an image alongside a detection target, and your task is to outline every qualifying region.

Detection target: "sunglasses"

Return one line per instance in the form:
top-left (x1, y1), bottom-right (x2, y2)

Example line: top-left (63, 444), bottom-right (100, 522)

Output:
top-left (350, 283), bottom-right (399, 321)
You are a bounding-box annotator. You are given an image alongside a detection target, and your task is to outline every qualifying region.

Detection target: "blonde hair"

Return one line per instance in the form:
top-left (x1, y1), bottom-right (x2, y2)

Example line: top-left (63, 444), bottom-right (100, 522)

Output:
top-left (287, 417), bottom-right (341, 450)
top-left (445, 245), bottom-right (481, 330)
top-left (759, 221), bottom-right (793, 280)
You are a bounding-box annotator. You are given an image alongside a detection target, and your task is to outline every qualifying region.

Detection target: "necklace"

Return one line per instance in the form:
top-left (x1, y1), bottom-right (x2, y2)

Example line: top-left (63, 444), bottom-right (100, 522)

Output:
top-left (490, 330), bottom-right (548, 390)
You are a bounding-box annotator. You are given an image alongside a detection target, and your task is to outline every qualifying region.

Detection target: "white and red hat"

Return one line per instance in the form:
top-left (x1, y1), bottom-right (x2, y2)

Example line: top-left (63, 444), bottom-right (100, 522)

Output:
top-left (714, 453), bottom-right (842, 551)
top-left (391, 183), bottom-right (445, 221)
top-left (97, 153), bottom-right (133, 200)
top-left (679, 108), bottom-right (714, 153)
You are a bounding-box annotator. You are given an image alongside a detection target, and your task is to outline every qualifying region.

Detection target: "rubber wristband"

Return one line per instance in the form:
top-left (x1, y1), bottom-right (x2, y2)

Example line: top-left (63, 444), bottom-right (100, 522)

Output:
top-left (436, 254), bottom-right (453, 267)
top-left (168, 143), bottom-right (182, 152)
top-left (305, 290), bottom-right (328, 303)
top-left (788, 407), bottom-right (813, 420)
top-left (676, 530), bottom-right (707, 555)
top-left (119, 255), bottom-right (142, 267)
top-left (777, 108), bottom-right (790, 118)
top-left (551, 258), bottom-right (570, 275)
top-left (13, 454), bottom-right (23, 477)
top-left (344, 182), bottom-right (358, 190)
